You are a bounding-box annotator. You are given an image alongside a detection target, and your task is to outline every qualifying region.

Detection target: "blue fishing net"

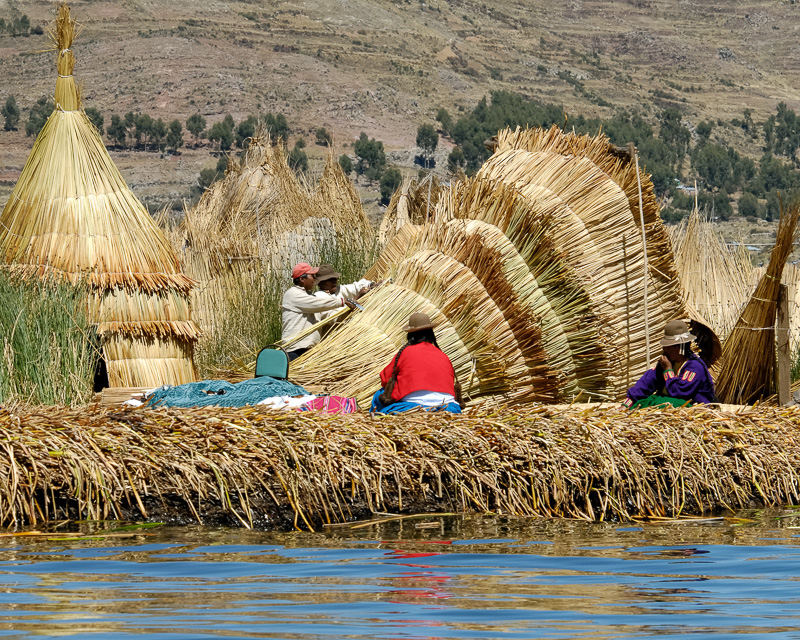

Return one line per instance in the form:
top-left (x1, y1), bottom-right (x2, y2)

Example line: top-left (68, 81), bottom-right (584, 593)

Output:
top-left (147, 377), bottom-right (308, 409)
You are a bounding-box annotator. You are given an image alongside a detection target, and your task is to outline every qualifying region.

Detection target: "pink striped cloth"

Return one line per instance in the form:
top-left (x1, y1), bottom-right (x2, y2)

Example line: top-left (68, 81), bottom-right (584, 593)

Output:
top-left (300, 395), bottom-right (359, 413)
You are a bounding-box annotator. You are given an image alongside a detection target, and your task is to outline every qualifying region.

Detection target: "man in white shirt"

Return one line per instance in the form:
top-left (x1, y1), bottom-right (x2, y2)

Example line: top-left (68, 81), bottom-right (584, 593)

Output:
top-left (314, 264), bottom-right (373, 316)
top-left (281, 262), bottom-right (355, 361)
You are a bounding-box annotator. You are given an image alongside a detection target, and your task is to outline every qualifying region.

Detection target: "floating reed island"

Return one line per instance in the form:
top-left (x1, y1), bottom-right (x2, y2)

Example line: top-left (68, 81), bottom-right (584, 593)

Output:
top-left (1, 403), bottom-right (799, 530)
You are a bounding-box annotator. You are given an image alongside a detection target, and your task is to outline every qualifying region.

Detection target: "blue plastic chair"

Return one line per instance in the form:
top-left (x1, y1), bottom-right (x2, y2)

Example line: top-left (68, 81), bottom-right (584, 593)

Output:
top-left (254, 347), bottom-right (290, 380)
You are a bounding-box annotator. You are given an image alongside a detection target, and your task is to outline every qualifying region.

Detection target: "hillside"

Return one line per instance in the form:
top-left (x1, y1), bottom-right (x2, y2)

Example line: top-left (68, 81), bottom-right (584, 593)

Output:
top-left (1, 0), bottom-right (800, 229)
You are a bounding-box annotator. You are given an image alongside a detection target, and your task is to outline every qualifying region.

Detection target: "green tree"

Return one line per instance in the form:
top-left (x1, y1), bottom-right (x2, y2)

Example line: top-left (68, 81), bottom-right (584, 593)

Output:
top-left (151, 118), bottom-right (167, 151)
top-left (1, 95), bottom-right (20, 131)
top-left (208, 116), bottom-right (234, 151)
top-left (25, 96), bottom-right (54, 137)
top-left (264, 112), bottom-right (289, 142)
top-left (380, 167), bottom-right (402, 205)
top-left (354, 132), bottom-right (386, 180)
top-left (166, 119), bottom-right (184, 153)
top-left (133, 113), bottom-right (153, 149)
top-left (84, 107), bottom-right (104, 136)
top-left (107, 114), bottom-right (127, 148)
top-left (288, 142), bottom-right (308, 173)
top-left (694, 143), bottom-right (732, 191)
top-left (235, 115), bottom-right (258, 149)
top-left (447, 147), bottom-right (466, 173)
top-left (186, 113), bottom-right (206, 147)
top-left (315, 127), bottom-right (332, 146)
top-left (416, 123), bottom-right (438, 168)
top-left (435, 107), bottom-right (452, 136)
top-left (658, 107), bottom-right (691, 171)
top-left (695, 120), bottom-right (712, 143)
top-left (339, 154), bottom-right (353, 175)
top-left (738, 192), bottom-right (760, 219)
top-left (197, 157), bottom-right (229, 192)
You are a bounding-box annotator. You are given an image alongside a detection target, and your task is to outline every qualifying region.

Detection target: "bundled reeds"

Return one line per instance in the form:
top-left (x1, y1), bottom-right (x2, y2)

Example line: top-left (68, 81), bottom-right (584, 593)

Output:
top-left (670, 208), bottom-right (754, 340)
top-left (291, 126), bottom-right (686, 405)
top-left (1, 403), bottom-right (799, 529)
top-left (715, 201), bottom-right (800, 403)
top-left (0, 5), bottom-right (198, 389)
top-left (379, 174), bottom-right (440, 246)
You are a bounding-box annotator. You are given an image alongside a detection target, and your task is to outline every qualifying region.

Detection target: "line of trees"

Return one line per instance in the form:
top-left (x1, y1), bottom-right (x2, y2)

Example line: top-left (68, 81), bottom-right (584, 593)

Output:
top-left (0, 15), bottom-right (40, 37)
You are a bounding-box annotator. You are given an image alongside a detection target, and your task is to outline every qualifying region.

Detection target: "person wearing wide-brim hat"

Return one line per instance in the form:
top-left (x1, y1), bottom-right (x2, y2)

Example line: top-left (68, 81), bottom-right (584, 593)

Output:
top-left (370, 312), bottom-right (464, 414)
top-left (624, 319), bottom-right (718, 409)
top-left (281, 262), bottom-right (357, 361)
top-left (313, 264), bottom-right (374, 325)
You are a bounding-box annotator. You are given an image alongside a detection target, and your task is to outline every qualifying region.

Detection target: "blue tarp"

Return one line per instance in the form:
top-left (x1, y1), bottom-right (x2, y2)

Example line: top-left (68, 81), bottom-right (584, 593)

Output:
top-left (147, 377), bottom-right (308, 409)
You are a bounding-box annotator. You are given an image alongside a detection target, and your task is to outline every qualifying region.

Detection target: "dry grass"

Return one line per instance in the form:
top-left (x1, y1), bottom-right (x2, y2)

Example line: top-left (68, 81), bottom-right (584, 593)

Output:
top-left (1, 403), bottom-right (799, 530)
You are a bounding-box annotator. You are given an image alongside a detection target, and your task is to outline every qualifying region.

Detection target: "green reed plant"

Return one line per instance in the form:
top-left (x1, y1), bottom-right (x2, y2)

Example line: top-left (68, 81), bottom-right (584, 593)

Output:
top-left (0, 273), bottom-right (97, 406)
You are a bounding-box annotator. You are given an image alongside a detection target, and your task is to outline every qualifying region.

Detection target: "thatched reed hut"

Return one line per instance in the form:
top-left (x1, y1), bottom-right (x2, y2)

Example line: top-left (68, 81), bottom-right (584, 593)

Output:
top-left (0, 5), bottom-right (198, 388)
top-left (290, 127), bottom-right (689, 405)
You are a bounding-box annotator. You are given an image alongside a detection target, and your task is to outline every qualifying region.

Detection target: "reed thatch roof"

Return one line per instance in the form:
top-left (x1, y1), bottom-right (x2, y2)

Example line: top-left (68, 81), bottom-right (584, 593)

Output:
top-left (291, 126), bottom-right (686, 405)
top-left (0, 5), bottom-right (198, 388)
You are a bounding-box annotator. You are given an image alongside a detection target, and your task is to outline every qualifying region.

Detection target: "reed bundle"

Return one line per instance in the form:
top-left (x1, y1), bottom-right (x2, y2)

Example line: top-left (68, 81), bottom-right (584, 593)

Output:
top-left (669, 208), bottom-right (754, 340)
top-left (295, 126), bottom-right (684, 404)
top-left (379, 174), bottom-right (440, 246)
top-left (715, 202), bottom-right (800, 404)
top-left (1, 403), bottom-right (799, 530)
top-left (0, 5), bottom-right (197, 388)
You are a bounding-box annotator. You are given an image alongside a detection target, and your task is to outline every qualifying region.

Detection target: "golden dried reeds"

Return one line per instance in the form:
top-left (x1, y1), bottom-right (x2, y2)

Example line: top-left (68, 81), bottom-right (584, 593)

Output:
top-left (379, 174), bottom-right (440, 246)
top-left (293, 126), bottom-right (685, 405)
top-left (1, 403), bottom-right (799, 529)
top-left (670, 207), bottom-right (754, 340)
top-left (715, 201), bottom-right (800, 404)
top-left (0, 5), bottom-right (198, 388)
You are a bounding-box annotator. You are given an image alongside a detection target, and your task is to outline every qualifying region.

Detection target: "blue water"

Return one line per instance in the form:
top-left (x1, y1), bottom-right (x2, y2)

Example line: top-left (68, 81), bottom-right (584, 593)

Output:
top-left (0, 513), bottom-right (798, 639)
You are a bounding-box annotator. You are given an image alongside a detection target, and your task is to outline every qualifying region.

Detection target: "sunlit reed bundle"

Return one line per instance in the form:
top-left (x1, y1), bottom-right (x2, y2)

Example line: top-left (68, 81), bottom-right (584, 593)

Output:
top-left (0, 5), bottom-right (198, 387)
top-left (669, 207), bottom-right (754, 340)
top-left (379, 174), bottom-right (440, 246)
top-left (715, 201), bottom-right (800, 404)
top-left (292, 127), bottom-right (685, 405)
top-left (2, 403), bottom-right (799, 529)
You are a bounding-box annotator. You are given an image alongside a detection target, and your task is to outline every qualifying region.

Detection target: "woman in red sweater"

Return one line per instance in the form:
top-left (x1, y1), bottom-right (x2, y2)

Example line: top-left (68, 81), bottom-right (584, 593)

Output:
top-left (370, 312), bottom-right (463, 414)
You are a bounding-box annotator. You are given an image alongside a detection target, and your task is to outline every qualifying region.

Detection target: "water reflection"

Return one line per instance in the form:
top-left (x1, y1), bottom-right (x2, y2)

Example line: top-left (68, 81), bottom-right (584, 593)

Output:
top-left (0, 511), bottom-right (796, 638)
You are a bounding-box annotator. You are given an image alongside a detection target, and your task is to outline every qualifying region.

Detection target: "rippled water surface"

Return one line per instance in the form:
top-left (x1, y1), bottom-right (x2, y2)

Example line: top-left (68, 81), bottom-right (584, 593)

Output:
top-left (0, 511), bottom-right (799, 639)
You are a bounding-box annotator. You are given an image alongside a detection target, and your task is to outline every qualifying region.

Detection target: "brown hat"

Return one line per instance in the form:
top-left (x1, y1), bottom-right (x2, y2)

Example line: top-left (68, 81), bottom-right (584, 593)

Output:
top-left (315, 264), bottom-right (341, 284)
top-left (660, 319), bottom-right (696, 347)
top-left (402, 312), bottom-right (438, 332)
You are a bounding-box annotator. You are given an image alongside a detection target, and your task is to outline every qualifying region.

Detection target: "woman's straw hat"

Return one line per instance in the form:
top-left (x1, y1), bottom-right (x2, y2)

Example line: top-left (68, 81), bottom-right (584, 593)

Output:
top-left (402, 312), bottom-right (438, 332)
top-left (659, 319), bottom-right (696, 347)
top-left (315, 264), bottom-right (341, 284)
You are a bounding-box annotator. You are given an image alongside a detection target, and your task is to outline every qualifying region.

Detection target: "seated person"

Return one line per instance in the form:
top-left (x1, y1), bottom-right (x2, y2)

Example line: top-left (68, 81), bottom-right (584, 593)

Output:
top-left (624, 319), bottom-right (717, 409)
top-left (370, 312), bottom-right (464, 414)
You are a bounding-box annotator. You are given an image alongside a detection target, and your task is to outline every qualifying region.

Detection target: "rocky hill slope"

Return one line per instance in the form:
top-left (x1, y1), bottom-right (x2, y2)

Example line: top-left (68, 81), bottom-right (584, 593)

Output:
top-left (1, 0), bottom-right (799, 217)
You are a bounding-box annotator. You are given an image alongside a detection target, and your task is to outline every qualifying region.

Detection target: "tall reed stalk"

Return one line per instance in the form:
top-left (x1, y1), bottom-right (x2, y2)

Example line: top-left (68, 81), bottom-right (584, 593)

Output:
top-left (0, 273), bottom-right (97, 405)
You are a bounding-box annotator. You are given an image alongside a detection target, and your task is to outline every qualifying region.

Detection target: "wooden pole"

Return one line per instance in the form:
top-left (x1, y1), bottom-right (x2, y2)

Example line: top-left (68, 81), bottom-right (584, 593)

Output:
top-left (632, 145), bottom-right (650, 365)
top-left (777, 283), bottom-right (790, 406)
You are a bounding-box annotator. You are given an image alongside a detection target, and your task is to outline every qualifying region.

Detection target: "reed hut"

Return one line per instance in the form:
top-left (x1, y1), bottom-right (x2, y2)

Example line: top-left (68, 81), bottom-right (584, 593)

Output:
top-left (290, 127), bottom-right (688, 405)
top-left (0, 5), bottom-right (198, 388)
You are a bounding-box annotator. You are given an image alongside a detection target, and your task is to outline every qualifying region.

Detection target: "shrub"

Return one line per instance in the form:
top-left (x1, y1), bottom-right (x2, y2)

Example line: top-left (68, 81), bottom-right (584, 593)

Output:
top-left (339, 154), bottom-right (353, 175)
top-left (380, 167), bottom-right (402, 204)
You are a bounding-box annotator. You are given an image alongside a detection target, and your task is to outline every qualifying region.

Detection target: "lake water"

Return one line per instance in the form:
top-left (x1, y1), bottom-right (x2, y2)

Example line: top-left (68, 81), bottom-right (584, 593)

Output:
top-left (0, 511), bottom-right (798, 639)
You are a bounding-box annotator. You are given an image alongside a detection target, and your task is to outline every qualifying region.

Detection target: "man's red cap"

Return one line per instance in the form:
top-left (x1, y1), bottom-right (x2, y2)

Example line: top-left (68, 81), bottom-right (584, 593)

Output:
top-left (291, 262), bottom-right (319, 279)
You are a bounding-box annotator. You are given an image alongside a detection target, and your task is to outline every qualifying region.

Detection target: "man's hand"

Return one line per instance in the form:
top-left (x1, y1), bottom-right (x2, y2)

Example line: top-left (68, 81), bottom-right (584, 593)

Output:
top-left (345, 299), bottom-right (358, 310)
top-left (355, 287), bottom-right (369, 300)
